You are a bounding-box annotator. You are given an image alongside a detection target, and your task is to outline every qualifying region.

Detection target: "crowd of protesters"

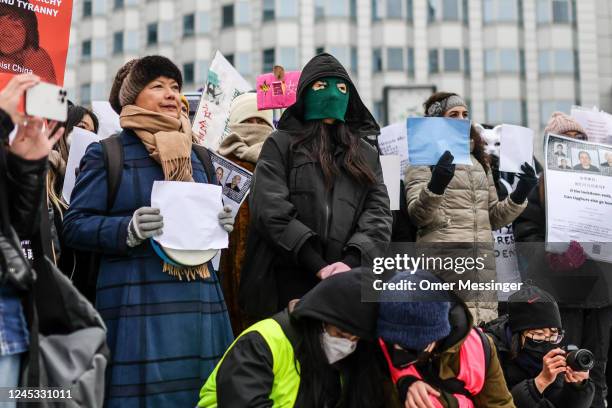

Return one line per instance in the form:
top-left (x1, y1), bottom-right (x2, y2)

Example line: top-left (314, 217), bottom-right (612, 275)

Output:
top-left (0, 52), bottom-right (611, 408)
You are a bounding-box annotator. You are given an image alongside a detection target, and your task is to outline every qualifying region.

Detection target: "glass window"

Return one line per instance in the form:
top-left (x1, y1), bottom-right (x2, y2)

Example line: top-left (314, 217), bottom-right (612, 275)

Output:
top-left (444, 48), bottom-right (460, 71)
top-left (462, 0), bottom-right (469, 24)
top-left (236, 52), bottom-right (251, 76)
top-left (147, 23), bottom-right (158, 46)
top-left (351, 47), bottom-right (358, 73)
top-left (464, 48), bottom-right (470, 74)
top-left (406, 0), bottom-right (414, 20)
top-left (429, 49), bottom-right (439, 73)
top-left (538, 50), bottom-right (551, 74)
top-left (499, 0), bottom-right (518, 21)
top-left (554, 49), bottom-right (574, 73)
top-left (483, 0), bottom-right (494, 22)
top-left (93, 0), bottom-right (106, 15)
top-left (407, 48), bottom-right (415, 75)
top-left (80, 83), bottom-right (91, 105)
top-left (279, 0), bottom-right (297, 17)
top-left (279, 47), bottom-right (298, 70)
top-left (315, 0), bottom-right (325, 18)
top-left (329, 46), bottom-right (349, 68)
top-left (500, 49), bottom-right (519, 72)
top-left (540, 100), bottom-right (573, 125)
top-left (487, 100), bottom-right (522, 124)
top-left (112, 31), bottom-right (123, 55)
top-left (552, 0), bottom-right (570, 22)
top-left (350, 0), bottom-right (357, 20)
top-left (159, 23), bottom-right (173, 44)
top-left (197, 12), bottom-right (210, 34)
top-left (373, 48), bottom-right (383, 72)
top-left (125, 30), bottom-right (138, 52)
top-left (183, 14), bottom-right (195, 38)
top-left (536, 0), bottom-right (551, 23)
top-left (263, 0), bottom-right (275, 21)
top-left (387, 0), bottom-right (403, 18)
top-left (83, 0), bottom-right (92, 17)
top-left (485, 50), bottom-right (496, 73)
top-left (372, 0), bottom-right (381, 20)
top-left (428, 0), bottom-right (438, 22)
top-left (183, 63), bottom-right (195, 84)
top-left (236, 1), bottom-right (251, 24)
top-left (197, 60), bottom-right (209, 83)
top-left (263, 48), bottom-right (275, 72)
top-left (222, 4), bottom-right (234, 28)
top-left (82, 40), bottom-right (92, 59)
top-left (114, 0), bottom-right (123, 9)
top-left (443, 0), bottom-right (459, 21)
top-left (387, 48), bottom-right (404, 71)
top-left (328, 0), bottom-right (348, 16)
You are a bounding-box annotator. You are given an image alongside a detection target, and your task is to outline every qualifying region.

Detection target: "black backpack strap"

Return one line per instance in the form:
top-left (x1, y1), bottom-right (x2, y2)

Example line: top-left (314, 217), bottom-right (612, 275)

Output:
top-left (100, 135), bottom-right (123, 211)
top-left (192, 144), bottom-right (216, 184)
top-left (476, 327), bottom-right (492, 371)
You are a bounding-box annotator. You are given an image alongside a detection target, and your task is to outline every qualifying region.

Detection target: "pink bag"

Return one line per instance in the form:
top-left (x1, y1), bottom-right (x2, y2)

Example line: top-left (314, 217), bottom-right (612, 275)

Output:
top-left (256, 66), bottom-right (301, 110)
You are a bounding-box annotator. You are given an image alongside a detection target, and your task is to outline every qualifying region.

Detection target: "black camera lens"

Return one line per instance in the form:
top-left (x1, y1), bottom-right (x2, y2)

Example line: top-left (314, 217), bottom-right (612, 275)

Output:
top-left (565, 346), bottom-right (595, 371)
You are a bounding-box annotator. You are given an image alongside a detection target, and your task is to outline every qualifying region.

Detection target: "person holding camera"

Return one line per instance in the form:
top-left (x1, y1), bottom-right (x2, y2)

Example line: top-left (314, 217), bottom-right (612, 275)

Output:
top-left (484, 285), bottom-right (595, 408)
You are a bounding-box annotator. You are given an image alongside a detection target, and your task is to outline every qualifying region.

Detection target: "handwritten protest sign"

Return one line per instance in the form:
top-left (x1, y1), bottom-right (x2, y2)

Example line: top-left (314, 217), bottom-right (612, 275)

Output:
top-left (571, 106), bottom-right (612, 145)
top-left (256, 69), bottom-right (300, 110)
top-left (0, 0), bottom-right (73, 87)
top-left (192, 51), bottom-right (251, 150)
top-left (379, 122), bottom-right (409, 178)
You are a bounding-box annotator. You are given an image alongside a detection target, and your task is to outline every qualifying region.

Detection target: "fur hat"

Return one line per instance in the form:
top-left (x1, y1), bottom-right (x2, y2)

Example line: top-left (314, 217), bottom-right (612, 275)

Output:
top-left (544, 112), bottom-right (586, 137)
top-left (229, 93), bottom-right (273, 128)
top-left (109, 56), bottom-right (183, 114)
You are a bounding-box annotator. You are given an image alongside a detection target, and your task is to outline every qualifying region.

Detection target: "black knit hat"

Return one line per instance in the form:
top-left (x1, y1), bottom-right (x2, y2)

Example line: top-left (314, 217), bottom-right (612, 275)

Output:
top-left (508, 285), bottom-right (562, 333)
top-left (292, 268), bottom-right (379, 340)
top-left (109, 55), bottom-right (183, 114)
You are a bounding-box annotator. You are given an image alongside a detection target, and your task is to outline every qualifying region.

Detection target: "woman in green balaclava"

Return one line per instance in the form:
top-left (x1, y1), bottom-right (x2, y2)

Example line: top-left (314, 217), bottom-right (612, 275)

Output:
top-left (241, 53), bottom-right (393, 317)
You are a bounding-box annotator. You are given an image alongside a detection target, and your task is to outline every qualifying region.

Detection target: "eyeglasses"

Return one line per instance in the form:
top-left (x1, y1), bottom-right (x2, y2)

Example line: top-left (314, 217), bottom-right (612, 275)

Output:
top-left (526, 329), bottom-right (565, 345)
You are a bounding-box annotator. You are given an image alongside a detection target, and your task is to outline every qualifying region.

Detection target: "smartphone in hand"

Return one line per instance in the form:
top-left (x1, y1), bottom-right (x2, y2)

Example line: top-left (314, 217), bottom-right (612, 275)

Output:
top-left (25, 82), bottom-right (68, 122)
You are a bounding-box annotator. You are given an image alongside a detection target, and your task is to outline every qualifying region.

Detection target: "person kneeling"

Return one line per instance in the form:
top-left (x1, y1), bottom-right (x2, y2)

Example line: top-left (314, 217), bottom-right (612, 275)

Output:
top-left (484, 285), bottom-right (595, 408)
top-left (378, 271), bottom-right (514, 408)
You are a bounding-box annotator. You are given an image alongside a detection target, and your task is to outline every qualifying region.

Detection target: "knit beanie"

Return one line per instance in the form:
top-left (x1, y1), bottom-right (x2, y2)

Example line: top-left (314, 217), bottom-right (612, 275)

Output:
top-left (109, 55), bottom-right (183, 114)
top-left (229, 92), bottom-right (274, 128)
top-left (508, 285), bottom-right (562, 333)
top-left (544, 112), bottom-right (586, 137)
top-left (377, 271), bottom-right (452, 350)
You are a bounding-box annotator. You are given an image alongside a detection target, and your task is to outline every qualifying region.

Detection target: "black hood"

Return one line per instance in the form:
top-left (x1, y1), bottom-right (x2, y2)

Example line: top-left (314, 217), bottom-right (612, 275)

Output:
top-left (483, 314), bottom-right (512, 353)
top-left (277, 53), bottom-right (380, 139)
top-left (291, 268), bottom-right (379, 340)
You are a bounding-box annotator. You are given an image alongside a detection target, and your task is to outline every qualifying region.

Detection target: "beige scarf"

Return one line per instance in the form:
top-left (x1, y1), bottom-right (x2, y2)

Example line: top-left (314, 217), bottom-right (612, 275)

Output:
top-left (120, 105), bottom-right (210, 280)
top-left (218, 123), bottom-right (272, 163)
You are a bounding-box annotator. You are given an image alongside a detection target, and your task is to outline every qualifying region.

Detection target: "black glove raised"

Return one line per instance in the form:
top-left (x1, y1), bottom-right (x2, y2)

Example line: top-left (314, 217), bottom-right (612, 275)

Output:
top-left (428, 151), bottom-right (456, 195)
top-left (510, 162), bottom-right (538, 204)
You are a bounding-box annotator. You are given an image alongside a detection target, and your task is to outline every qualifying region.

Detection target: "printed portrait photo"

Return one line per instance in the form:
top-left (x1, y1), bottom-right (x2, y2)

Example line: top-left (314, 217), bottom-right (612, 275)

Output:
top-left (571, 148), bottom-right (600, 173)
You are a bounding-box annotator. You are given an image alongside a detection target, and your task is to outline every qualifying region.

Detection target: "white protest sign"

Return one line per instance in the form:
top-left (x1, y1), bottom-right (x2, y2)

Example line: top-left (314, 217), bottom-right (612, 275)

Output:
top-left (92, 101), bottom-right (121, 139)
top-left (151, 181), bottom-right (228, 251)
top-left (499, 124), bottom-right (534, 173)
top-left (192, 51), bottom-right (252, 150)
top-left (62, 128), bottom-right (100, 204)
top-left (379, 122), bottom-right (409, 178)
top-left (545, 133), bottom-right (612, 263)
top-left (380, 155), bottom-right (401, 211)
top-left (571, 106), bottom-right (612, 145)
top-left (494, 224), bottom-right (521, 301)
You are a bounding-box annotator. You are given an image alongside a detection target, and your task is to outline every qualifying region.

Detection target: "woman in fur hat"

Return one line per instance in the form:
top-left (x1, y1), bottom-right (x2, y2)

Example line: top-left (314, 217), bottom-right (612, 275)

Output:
top-left (63, 56), bottom-right (234, 408)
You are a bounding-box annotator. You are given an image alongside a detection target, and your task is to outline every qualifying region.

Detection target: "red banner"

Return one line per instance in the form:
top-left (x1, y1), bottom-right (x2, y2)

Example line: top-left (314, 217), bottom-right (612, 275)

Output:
top-left (0, 0), bottom-right (73, 88)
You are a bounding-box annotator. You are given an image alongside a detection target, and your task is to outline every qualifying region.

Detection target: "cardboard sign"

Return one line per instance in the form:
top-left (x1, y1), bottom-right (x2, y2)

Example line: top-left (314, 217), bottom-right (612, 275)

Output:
top-left (0, 0), bottom-right (73, 87)
top-left (256, 68), bottom-right (300, 110)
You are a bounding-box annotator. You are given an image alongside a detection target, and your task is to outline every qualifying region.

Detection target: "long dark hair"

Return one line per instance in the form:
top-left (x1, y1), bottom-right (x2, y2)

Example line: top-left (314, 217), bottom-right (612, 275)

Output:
top-left (290, 121), bottom-right (377, 189)
top-left (0, 2), bottom-right (39, 54)
top-left (423, 92), bottom-right (490, 172)
top-left (292, 316), bottom-right (387, 408)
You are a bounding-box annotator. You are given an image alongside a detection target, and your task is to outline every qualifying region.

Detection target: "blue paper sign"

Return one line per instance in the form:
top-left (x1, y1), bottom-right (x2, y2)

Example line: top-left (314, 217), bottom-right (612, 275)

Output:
top-left (407, 117), bottom-right (472, 166)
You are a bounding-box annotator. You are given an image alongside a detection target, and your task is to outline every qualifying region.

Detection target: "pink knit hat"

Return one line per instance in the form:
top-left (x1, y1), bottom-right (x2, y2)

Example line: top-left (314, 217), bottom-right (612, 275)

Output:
top-left (544, 112), bottom-right (586, 137)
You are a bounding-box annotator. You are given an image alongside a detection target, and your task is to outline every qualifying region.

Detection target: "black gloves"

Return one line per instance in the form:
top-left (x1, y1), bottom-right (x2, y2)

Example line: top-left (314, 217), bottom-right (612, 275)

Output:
top-left (510, 162), bottom-right (538, 204)
top-left (428, 151), bottom-right (456, 195)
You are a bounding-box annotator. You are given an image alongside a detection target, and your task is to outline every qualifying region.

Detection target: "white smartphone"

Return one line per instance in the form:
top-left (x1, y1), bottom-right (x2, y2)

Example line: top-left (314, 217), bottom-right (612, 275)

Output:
top-left (25, 82), bottom-right (68, 122)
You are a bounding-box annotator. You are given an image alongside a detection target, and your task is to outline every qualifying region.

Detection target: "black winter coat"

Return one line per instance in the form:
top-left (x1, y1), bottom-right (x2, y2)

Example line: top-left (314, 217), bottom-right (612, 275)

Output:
top-left (241, 54), bottom-right (392, 315)
top-left (484, 315), bottom-right (595, 408)
top-left (513, 185), bottom-right (612, 308)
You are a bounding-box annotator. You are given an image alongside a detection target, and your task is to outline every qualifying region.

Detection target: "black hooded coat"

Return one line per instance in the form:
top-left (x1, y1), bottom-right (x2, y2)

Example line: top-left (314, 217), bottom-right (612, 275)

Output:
top-left (240, 53), bottom-right (392, 316)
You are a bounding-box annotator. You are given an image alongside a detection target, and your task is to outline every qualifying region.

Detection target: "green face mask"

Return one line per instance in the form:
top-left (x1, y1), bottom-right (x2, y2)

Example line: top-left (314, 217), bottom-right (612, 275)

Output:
top-left (303, 77), bottom-right (350, 122)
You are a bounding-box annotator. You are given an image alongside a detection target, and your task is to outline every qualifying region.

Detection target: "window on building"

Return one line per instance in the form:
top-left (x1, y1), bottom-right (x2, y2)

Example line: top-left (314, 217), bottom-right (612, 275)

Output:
top-left (351, 47), bottom-right (358, 73)
top-left (429, 49), bottom-right (439, 73)
top-left (537, 0), bottom-right (572, 23)
top-left (387, 0), bottom-right (403, 18)
top-left (315, 0), bottom-right (325, 18)
top-left (183, 62), bottom-right (195, 84)
top-left (226, 54), bottom-right (235, 66)
top-left (373, 48), bottom-right (383, 72)
top-left (462, 0), bottom-right (468, 23)
top-left (236, 52), bottom-right (251, 76)
top-left (540, 100), bottom-right (573, 125)
top-left (485, 49), bottom-right (497, 73)
top-left (428, 0), bottom-right (438, 22)
top-left (279, 0), bottom-right (298, 17)
top-left (147, 23), bottom-right (158, 46)
top-left (407, 0), bottom-right (414, 21)
top-left (183, 14), bottom-right (195, 37)
top-left (263, 0), bottom-right (275, 21)
top-left (464, 49), bottom-right (470, 74)
top-left (372, 0), bottom-right (381, 21)
top-left (538, 49), bottom-right (575, 75)
top-left (443, 0), bottom-right (459, 21)
top-left (279, 47), bottom-right (298, 70)
top-left (444, 48), bottom-right (461, 71)
top-left (387, 48), bottom-right (404, 71)
top-left (487, 100), bottom-right (522, 124)
top-left (263, 48), bottom-right (275, 72)
top-left (222, 4), bottom-right (234, 28)
top-left (350, 0), bottom-right (357, 20)
top-left (328, 0), bottom-right (348, 16)
top-left (83, 0), bottom-right (92, 17)
top-left (197, 12), bottom-right (211, 34)
top-left (236, 1), bottom-right (251, 24)
top-left (484, 0), bottom-right (520, 22)
top-left (552, 0), bottom-right (570, 22)
top-left (112, 31), bottom-right (123, 55)
top-left (82, 40), bottom-right (91, 60)
top-left (500, 49), bottom-right (519, 72)
top-left (114, 0), bottom-right (124, 9)
top-left (407, 48), bottom-right (415, 76)
top-left (80, 83), bottom-right (92, 105)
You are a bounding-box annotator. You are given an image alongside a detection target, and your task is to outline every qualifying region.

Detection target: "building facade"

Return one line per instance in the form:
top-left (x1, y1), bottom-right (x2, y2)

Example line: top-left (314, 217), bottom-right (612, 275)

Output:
top-left (65, 0), bottom-right (612, 139)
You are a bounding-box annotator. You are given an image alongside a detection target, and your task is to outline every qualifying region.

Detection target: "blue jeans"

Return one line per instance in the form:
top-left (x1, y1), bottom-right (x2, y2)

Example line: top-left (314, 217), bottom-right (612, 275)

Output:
top-left (0, 353), bottom-right (21, 408)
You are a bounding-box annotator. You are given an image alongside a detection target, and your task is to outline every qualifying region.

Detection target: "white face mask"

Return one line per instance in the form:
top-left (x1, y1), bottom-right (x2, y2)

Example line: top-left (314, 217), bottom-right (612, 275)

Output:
top-left (320, 330), bottom-right (357, 364)
top-left (481, 127), bottom-right (501, 157)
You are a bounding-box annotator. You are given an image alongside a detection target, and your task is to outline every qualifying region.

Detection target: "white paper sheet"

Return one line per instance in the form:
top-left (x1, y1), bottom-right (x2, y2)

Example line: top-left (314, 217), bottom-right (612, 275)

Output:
top-left (571, 105), bottom-right (612, 145)
top-left (380, 155), bottom-right (401, 211)
top-left (499, 124), bottom-right (534, 173)
top-left (62, 128), bottom-right (100, 204)
top-left (379, 122), bottom-right (409, 178)
top-left (92, 101), bottom-right (122, 139)
top-left (151, 181), bottom-right (228, 251)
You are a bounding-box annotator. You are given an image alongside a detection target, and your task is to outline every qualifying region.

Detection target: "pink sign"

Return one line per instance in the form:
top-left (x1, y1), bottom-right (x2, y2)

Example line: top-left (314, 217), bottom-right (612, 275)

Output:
top-left (256, 70), bottom-right (301, 110)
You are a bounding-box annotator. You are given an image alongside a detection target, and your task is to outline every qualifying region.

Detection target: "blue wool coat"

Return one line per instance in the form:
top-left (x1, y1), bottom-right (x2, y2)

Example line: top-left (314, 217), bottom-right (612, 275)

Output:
top-left (63, 130), bottom-right (233, 408)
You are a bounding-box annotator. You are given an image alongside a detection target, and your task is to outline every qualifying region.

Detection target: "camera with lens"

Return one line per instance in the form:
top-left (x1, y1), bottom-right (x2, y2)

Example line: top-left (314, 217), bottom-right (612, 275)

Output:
top-left (563, 345), bottom-right (595, 371)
